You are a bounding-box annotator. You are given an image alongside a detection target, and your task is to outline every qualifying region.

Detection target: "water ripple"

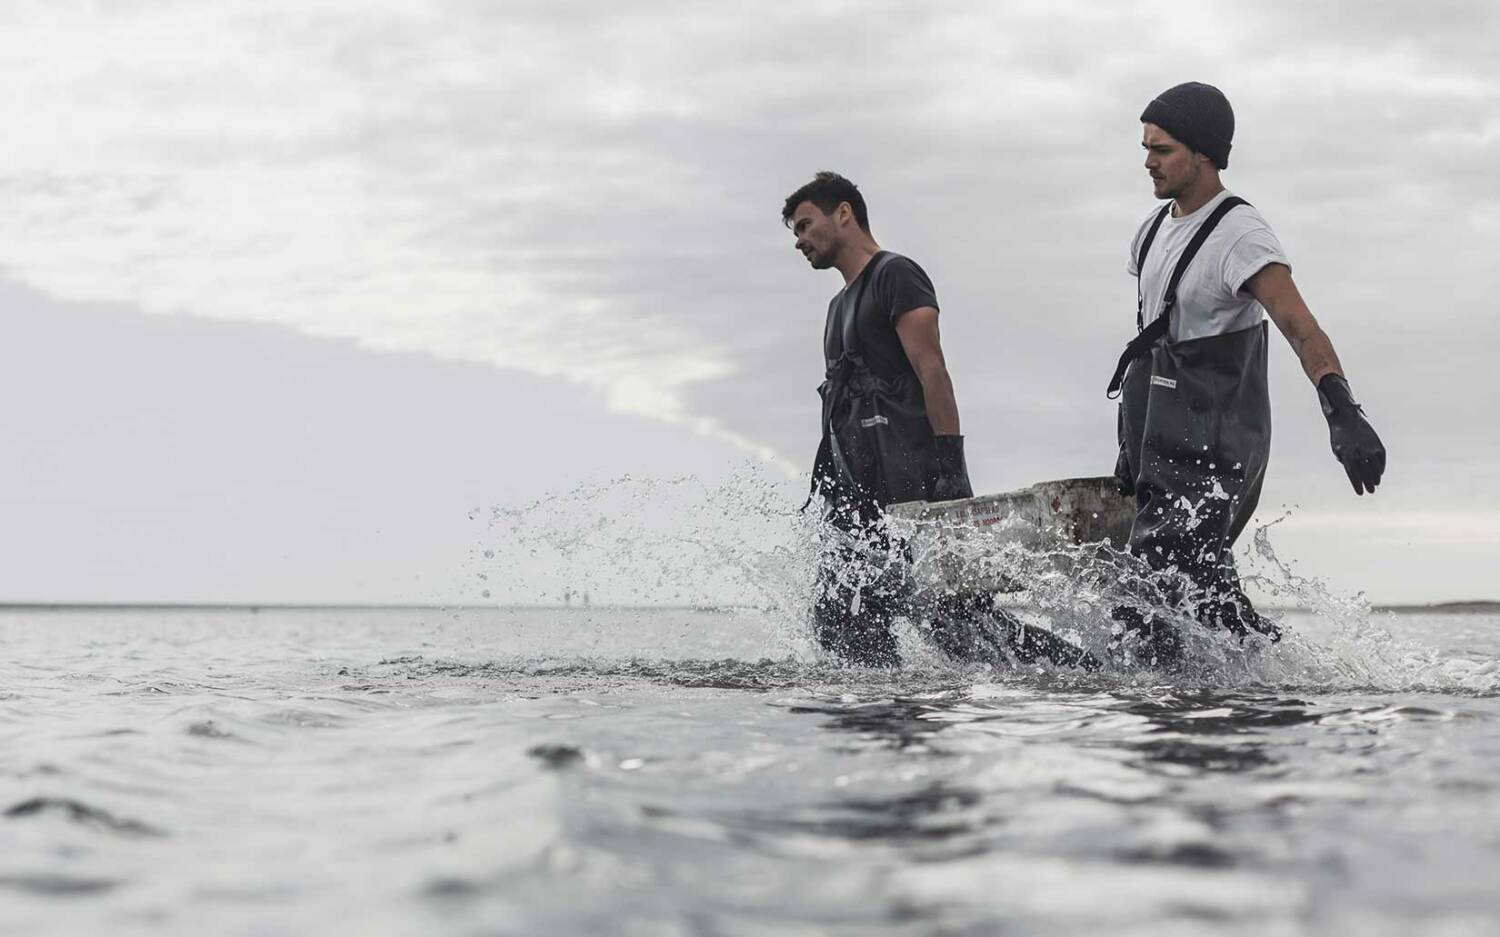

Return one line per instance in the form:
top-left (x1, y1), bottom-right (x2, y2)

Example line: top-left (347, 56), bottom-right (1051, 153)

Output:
top-left (4, 797), bottom-right (165, 838)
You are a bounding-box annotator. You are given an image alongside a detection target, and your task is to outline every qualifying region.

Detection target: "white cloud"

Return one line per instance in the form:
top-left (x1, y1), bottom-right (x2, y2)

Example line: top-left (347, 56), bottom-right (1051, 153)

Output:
top-left (0, 0), bottom-right (769, 459)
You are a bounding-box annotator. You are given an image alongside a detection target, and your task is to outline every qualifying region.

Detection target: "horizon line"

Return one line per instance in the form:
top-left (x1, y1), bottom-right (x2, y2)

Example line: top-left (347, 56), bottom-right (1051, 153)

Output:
top-left (2, 600), bottom-right (1497, 614)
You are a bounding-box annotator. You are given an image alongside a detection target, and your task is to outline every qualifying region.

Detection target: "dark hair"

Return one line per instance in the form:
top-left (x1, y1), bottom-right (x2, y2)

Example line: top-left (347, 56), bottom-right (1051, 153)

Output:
top-left (781, 171), bottom-right (870, 233)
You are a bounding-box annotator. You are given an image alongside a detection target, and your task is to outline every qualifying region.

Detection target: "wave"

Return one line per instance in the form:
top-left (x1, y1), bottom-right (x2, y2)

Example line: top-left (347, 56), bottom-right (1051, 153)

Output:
top-left (4, 797), bottom-right (164, 838)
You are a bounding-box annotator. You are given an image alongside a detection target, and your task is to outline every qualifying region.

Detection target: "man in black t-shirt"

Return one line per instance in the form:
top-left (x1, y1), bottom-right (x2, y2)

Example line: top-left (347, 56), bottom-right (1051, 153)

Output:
top-left (782, 171), bottom-right (972, 666)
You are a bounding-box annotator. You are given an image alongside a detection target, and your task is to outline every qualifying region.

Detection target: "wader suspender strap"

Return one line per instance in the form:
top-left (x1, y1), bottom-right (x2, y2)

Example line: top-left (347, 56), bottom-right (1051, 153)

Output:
top-left (1106, 196), bottom-right (1249, 397)
top-left (841, 252), bottom-right (897, 366)
top-left (1135, 205), bottom-right (1171, 331)
top-left (804, 252), bottom-right (898, 509)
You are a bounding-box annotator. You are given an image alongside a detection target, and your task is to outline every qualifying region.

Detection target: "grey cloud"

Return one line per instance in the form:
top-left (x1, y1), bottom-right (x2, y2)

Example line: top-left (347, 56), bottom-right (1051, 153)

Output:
top-left (3, 1), bottom-right (1498, 601)
top-left (295, 0), bottom-right (1500, 495)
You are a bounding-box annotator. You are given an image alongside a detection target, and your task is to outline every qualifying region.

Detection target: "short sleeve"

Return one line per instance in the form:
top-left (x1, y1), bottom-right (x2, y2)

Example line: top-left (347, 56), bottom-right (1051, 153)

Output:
top-left (877, 256), bottom-right (939, 322)
top-left (1222, 225), bottom-right (1290, 295)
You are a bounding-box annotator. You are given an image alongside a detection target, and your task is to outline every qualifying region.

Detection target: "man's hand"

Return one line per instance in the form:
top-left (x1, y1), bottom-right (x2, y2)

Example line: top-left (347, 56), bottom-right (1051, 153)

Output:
top-left (1246, 265), bottom-right (1387, 494)
top-left (1318, 374), bottom-right (1386, 495)
top-left (931, 435), bottom-right (973, 501)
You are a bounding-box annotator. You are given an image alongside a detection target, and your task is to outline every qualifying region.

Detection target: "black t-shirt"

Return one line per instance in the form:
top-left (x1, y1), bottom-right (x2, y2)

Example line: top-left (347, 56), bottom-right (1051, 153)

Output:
top-left (823, 251), bottom-right (940, 380)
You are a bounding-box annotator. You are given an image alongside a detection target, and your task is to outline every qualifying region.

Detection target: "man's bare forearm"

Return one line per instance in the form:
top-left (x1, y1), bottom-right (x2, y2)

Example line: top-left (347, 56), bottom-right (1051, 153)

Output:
top-left (893, 307), bottom-right (962, 436)
top-left (915, 363), bottom-right (961, 435)
top-left (1248, 263), bottom-right (1344, 386)
top-left (1287, 325), bottom-right (1344, 386)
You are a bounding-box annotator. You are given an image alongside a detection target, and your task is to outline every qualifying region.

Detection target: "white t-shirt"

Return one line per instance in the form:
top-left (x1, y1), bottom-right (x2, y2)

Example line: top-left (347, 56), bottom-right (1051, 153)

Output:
top-left (1127, 190), bottom-right (1290, 343)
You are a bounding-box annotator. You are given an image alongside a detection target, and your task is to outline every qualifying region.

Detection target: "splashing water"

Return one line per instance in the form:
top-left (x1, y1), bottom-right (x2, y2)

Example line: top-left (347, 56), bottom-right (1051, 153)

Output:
top-left (468, 465), bottom-right (821, 655)
top-left (469, 468), bottom-right (1500, 696)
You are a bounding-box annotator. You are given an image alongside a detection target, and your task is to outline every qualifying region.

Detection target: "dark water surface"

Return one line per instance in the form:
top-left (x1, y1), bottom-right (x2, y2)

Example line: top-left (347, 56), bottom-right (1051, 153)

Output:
top-left (2, 607), bottom-right (1498, 936)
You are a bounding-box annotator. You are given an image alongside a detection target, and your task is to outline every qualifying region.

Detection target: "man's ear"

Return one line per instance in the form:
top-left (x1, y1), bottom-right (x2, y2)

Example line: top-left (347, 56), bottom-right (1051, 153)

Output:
top-left (835, 201), bottom-right (853, 227)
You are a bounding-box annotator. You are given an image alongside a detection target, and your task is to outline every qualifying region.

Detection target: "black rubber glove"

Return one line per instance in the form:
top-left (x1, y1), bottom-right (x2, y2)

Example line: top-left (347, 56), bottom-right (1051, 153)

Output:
top-left (1113, 445), bottom-right (1135, 496)
top-left (931, 435), bottom-right (974, 501)
top-left (1318, 373), bottom-right (1386, 495)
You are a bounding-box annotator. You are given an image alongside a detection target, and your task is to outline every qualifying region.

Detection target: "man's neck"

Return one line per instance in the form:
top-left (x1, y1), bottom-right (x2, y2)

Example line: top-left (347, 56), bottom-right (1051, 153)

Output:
top-left (1172, 177), bottom-right (1226, 218)
top-left (835, 241), bottom-right (881, 285)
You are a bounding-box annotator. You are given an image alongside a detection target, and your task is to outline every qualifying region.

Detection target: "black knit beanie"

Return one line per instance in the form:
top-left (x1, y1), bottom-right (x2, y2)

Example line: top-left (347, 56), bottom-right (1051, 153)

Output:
top-left (1140, 82), bottom-right (1234, 169)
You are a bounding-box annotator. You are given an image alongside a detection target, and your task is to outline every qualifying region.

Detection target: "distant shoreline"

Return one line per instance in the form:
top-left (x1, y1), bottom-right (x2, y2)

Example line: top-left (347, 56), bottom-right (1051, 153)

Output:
top-left (0, 602), bottom-right (760, 613)
top-left (1370, 601), bottom-right (1500, 614)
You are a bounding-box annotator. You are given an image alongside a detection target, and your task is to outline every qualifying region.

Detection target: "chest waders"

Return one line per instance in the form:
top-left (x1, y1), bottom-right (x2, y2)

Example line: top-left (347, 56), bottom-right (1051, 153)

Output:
top-left (803, 254), bottom-right (941, 666)
top-left (1106, 198), bottom-right (1278, 644)
top-left (809, 253), bottom-right (939, 529)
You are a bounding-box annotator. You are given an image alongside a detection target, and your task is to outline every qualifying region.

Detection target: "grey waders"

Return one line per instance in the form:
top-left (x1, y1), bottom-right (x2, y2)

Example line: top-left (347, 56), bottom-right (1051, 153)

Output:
top-left (1107, 198), bottom-right (1281, 662)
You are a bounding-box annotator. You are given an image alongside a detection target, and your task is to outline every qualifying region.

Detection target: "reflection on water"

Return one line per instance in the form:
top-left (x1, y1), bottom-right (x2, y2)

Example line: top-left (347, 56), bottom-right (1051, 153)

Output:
top-left (1111, 691), bottom-right (1319, 776)
top-left (762, 685), bottom-right (1474, 884)
top-left (1128, 735), bottom-right (1279, 775)
top-left (788, 694), bottom-right (972, 751)
top-left (1113, 691), bottom-right (1323, 733)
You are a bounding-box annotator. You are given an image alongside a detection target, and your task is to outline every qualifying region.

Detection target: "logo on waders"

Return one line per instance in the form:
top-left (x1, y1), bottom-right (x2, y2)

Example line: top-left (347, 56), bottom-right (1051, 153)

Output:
top-left (1150, 376), bottom-right (1178, 389)
top-left (860, 415), bottom-right (890, 427)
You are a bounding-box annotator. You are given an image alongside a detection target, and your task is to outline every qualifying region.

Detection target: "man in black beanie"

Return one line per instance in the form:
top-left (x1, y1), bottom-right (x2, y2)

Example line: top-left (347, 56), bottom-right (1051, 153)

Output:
top-left (1106, 81), bottom-right (1388, 663)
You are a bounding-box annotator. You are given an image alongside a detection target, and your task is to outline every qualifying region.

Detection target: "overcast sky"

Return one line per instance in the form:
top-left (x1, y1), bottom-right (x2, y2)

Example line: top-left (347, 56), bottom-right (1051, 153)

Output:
top-left (2, 0), bottom-right (1497, 605)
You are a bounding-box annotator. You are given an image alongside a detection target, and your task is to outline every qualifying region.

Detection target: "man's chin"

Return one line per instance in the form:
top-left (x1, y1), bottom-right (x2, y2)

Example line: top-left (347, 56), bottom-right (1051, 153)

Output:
top-left (807, 255), bottom-right (832, 270)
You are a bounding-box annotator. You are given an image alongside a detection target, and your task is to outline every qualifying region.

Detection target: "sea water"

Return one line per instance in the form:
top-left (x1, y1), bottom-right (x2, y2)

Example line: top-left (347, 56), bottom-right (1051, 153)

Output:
top-left (3, 476), bottom-right (1499, 936)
